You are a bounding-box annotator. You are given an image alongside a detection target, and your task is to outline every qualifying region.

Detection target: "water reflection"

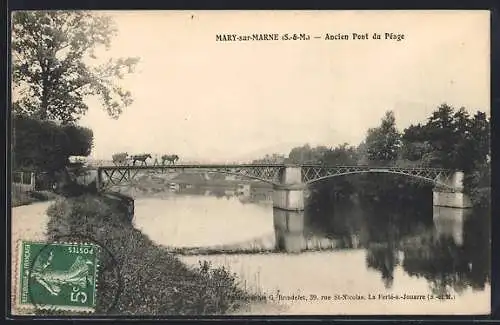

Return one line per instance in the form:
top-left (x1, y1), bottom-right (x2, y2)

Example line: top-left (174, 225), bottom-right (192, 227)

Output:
top-left (136, 181), bottom-right (489, 297)
top-left (433, 206), bottom-right (467, 246)
top-left (273, 209), bottom-right (305, 253)
top-left (402, 207), bottom-right (490, 296)
top-left (172, 184), bottom-right (273, 206)
top-left (366, 243), bottom-right (400, 289)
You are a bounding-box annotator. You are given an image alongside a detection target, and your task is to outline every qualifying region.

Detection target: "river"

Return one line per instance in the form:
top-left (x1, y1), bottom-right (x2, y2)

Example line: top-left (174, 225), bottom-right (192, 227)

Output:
top-left (131, 183), bottom-right (491, 315)
top-left (10, 178), bottom-right (490, 315)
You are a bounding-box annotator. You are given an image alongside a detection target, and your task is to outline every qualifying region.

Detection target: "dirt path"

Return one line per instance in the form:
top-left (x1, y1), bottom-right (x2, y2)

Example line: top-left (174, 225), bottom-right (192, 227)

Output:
top-left (11, 201), bottom-right (52, 241)
top-left (10, 201), bottom-right (53, 315)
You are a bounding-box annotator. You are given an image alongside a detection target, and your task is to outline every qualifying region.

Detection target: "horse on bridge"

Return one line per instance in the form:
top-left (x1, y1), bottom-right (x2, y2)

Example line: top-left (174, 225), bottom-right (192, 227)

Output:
top-left (112, 152), bottom-right (129, 166)
top-left (161, 154), bottom-right (179, 165)
top-left (131, 154), bottom-right (152, 166)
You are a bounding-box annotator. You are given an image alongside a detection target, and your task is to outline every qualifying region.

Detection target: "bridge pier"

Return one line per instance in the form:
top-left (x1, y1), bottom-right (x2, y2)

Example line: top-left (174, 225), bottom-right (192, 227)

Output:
top-left (96, 168), bottom-right (103, 192)
top-left (432, 171), bottom-right (472, 208)
top-left (272, 166), bottom-right (306, 253)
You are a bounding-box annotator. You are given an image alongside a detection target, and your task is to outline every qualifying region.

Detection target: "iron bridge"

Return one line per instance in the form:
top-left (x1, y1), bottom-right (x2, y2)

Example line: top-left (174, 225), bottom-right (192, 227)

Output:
top-left (96, 164), bottom-right (458, 191)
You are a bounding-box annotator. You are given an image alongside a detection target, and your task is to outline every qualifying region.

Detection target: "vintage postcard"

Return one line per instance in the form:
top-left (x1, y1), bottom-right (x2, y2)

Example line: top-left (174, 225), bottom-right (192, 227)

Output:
top-left (10, 10), bottom-right (490, 316)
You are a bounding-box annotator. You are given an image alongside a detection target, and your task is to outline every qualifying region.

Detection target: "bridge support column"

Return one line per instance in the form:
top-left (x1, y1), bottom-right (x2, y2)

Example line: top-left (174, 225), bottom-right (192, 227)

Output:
top-left (272, 166), bottom-right (306, 253)
top-left (432, 171), bottom-right (472, 209)
top-left (96, 168), bottom-right (103, 192)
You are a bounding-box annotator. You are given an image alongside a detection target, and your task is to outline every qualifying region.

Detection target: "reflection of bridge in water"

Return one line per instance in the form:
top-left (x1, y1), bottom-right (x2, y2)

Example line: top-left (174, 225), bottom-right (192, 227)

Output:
top-left (165, 206), bottom-right (471, 255)
top-left (96, 164), bottom-right (472, 253)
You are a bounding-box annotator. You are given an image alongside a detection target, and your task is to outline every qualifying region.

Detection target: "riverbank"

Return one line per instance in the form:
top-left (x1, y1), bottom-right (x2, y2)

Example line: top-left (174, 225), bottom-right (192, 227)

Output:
top-left (11, 195), bottom-right (252, 316)
top-left (43, 194), bottom-right (249, 315)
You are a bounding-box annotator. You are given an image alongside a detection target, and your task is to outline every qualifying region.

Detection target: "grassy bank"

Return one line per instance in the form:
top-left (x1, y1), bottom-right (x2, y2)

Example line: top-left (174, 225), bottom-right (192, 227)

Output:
top-left (43, 194), bottom-right (249, 315)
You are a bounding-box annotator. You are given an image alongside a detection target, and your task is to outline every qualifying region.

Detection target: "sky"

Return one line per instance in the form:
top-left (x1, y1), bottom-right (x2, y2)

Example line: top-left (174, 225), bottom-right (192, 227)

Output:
top-left (77, 10), bottom-right (490, 163)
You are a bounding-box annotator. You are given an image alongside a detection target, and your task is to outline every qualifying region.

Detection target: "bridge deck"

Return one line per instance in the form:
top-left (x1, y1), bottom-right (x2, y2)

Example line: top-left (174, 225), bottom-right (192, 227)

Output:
top-left (97, 164), bottom-right (450, 172)
top-left (95, 164), bottom-right (456, 190)
top-left (97, 164), bottom-right (285, 170)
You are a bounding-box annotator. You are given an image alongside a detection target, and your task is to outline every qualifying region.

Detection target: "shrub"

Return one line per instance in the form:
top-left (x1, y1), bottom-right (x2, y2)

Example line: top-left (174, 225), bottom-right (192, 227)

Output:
top-left (11, 189), bottom-right (35, 207)
top-left (61, 124), bottom-right (93, 156)
top-left (12, 115), bottom-right (93, 172)
top-left (45, 194), bottom-right (248, 315)
top-left (464, 161), bottom-right (491, 210)
top-left (11, 188), bottom-right (58, 207)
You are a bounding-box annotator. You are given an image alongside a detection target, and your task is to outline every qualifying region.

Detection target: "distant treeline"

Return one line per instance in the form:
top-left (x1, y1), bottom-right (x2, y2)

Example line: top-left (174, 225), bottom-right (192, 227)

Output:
top-left (253, 104), bottom-right (490, 208)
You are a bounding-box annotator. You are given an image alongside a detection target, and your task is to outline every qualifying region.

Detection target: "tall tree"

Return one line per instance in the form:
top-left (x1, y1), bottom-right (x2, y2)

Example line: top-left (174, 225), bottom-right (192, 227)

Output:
top-left (365, 111), bottom-right (401, 164)
top-left (423, 104), bottom-right (457, 168)
top-left (469, 111), bottom-right (490, 166)
top-left (401, 104), bottom-right (490, 171)
top-left (12, 11), bottom-right (140, 123)
top-left (288, 144), bottom-right (313, 164)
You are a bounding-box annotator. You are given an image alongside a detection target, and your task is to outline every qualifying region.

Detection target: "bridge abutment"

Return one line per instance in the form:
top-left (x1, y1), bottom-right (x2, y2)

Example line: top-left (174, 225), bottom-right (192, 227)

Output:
top-left (432, 171), bottom-right (472, 209)
top-left (272, 166), bottom-right (306, 253)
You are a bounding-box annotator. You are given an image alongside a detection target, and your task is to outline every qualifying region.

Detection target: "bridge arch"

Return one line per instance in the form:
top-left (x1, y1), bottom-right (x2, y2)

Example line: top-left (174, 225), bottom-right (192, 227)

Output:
top-left (96, 165), bottom-right (283, 190)
top-left (305, 169), bottom-right (457, 191)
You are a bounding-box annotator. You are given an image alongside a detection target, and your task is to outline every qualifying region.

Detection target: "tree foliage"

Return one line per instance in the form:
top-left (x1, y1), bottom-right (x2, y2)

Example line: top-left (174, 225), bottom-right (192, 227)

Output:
top-left (401, 104), bottom-right (490, 172)
top-left (252, 153), bottom-right (286, 164)
top-left (364, 111), bottom-right (401, 164)
top-left (288, 144), bottom-right (329, 164)
top-left (12, 11), bottom-right (140, 123)
top-left (320, 143), bottom-right (358, 165)
top-left (13, 115), bottom-right (93, 172)
top-left (284, 143), bottom-right (358, 165)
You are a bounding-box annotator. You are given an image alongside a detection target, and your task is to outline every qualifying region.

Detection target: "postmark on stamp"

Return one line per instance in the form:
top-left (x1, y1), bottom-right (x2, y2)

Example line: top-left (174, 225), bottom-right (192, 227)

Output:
top-left (18, 241), bottom-right (100, 312)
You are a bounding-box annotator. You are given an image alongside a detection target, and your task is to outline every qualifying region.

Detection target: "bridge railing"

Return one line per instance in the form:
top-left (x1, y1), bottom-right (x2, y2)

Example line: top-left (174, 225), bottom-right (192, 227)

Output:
top-left (300, 164), bottom-right (451, 171)
top-left (95, 163), bottom-right (457, 191)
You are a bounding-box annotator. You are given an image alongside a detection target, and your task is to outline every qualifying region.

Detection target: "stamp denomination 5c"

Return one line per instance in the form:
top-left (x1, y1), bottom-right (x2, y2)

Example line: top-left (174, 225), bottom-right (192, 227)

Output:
top-left (18, 241), bottom-right (100, 312)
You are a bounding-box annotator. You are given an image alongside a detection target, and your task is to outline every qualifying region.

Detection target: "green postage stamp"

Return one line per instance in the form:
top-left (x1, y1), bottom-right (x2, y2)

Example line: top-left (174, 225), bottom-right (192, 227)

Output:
top-left (17, 241), bottom-right (100, 312)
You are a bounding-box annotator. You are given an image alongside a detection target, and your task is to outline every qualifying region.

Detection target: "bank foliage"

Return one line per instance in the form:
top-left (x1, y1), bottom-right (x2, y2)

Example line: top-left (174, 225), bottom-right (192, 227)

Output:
top-left (44, 194), bottom-right (248, 315)
top-left (13, 115), bottom-right (93, 173)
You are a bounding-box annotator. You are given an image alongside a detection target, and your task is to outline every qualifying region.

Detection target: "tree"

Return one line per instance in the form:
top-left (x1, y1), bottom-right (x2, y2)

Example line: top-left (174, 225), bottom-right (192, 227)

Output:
top-left (400, 123), bottom-right (441, 167)
top-left (365, 111), bottom-right (401, 164)
top-left (399, 104), bottom-right (490, 207)
top-left (321, 143), bottom-right (358, 165)
top-left (252, 153), bottom-right (286, 164)
top-left (13, 116), bottom-right (93, 172)
top-left (12, 11), bottom-right (140, 124)
top-left (401, 104), bottom-right (490, 171)
top-left (422, 104), bottom-right (458, 169)
top-left (288, 144), bottom-right (314, 164)
top-left (468, 111), bottom-right (490, 167)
